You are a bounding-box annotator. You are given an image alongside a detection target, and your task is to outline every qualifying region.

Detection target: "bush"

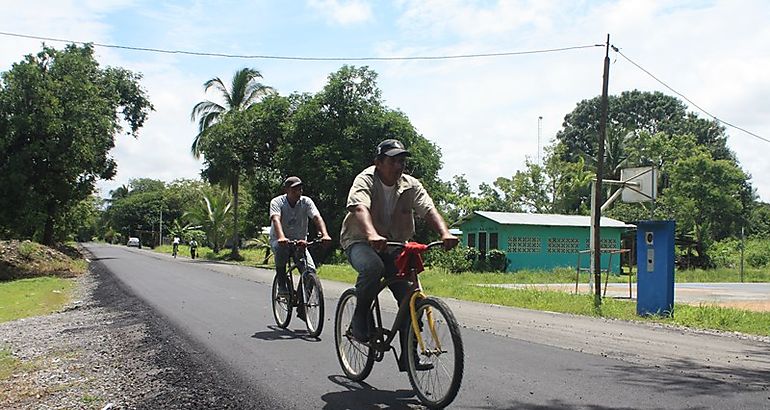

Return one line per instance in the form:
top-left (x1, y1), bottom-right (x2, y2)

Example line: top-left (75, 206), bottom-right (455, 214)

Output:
top-left (707, 237), bottom-right (770, 268)
top-left (745, 240), bottom-right (770, 268)
top-left (487, 249), bottom-right (508, 272)
top-left (707, 238), bottom-right (740, 268)
top-left (426, 246), bottom-right (473, 273)
top-left (425, 246), bottom-right (508, 273)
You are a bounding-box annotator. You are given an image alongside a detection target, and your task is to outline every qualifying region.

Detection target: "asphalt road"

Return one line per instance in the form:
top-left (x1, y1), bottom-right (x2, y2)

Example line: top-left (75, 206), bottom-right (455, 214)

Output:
top-left (83, 243), bottom-right (770, 409)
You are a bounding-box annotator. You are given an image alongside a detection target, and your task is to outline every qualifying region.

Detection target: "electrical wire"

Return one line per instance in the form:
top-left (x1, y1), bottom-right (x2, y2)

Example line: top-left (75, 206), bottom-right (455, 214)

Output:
top-left (3, 30), bottom-right (762, 144)
top-left (612, 45), bottom-right (769, 144)
top-left (0, 30), bottom-right (602, 61)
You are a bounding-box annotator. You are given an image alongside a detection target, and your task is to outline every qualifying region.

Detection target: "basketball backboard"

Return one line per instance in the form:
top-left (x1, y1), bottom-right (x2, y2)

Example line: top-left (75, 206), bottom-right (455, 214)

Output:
top-left (621, 166), bottom-right (657, 203)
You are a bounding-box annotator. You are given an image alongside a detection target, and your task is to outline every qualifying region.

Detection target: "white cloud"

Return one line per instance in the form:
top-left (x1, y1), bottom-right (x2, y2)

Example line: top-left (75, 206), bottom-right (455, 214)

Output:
top-left (307, 0), bottom-right (373, 25)
top-left (2, 0), bottom-right (770, 204)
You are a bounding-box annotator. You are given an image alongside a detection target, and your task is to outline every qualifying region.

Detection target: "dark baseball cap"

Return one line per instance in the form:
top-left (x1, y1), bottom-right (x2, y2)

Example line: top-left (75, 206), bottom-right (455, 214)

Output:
top-left (283, 176), bottom-right (303, 188)
top-left (375, 139), bottom-right (411, 157)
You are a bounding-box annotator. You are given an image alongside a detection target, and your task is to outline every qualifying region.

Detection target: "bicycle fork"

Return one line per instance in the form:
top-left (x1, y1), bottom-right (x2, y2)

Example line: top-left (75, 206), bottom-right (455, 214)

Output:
top-left (409, 292), bottom-right (444, 357)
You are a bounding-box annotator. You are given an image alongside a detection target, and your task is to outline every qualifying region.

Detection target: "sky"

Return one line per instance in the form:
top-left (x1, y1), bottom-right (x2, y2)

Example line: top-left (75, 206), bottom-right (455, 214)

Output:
top-left (1, 0), bottom-right (769, 204)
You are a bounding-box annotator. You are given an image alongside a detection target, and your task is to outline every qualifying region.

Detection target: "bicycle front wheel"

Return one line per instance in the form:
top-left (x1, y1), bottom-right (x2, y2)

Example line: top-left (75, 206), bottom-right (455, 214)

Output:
top-left (334, 288), bottom-right (374, 381)
top-left (271, 274), bottom-right (293, 328)
top-left (303, 274), bottom-right (325, 338)
top-left (406, 297), bottom-right (464, 409)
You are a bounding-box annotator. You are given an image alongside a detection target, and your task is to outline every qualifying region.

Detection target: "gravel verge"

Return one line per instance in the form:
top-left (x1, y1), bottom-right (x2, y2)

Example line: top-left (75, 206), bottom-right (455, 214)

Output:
top-left (0, 260), bottom-right (272, 409)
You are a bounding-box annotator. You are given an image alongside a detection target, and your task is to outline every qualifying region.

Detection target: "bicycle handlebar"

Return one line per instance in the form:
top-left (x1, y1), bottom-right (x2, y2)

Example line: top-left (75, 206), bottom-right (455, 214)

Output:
top-left (286, 238), bottom-right (325, 248)
top-left (385, 241), bottom-right (445, 250)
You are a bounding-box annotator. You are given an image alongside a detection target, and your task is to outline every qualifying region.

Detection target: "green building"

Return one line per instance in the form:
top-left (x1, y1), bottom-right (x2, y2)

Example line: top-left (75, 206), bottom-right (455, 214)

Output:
top-left (457, 211), bottom-right (635, 272)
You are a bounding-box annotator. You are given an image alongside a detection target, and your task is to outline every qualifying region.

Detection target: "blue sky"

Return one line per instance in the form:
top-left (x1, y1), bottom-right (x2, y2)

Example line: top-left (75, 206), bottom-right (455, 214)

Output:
top-left (2, 0), bottom-right (769, 204)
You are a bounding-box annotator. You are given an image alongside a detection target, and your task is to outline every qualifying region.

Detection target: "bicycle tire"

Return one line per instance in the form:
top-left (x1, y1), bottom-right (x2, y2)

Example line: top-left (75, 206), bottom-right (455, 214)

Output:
top-left (405, 297), bottom-right (464, 409)
top-left (271, 274), bottom-right (293, 328)
top-left (303, 274), bottom-right (325, 338)
top-left (334, 288), bottom-right (374, 381)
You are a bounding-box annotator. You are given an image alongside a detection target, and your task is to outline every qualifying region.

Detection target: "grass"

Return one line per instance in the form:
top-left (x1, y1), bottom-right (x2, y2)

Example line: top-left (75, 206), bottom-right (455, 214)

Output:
top-left (317, 263), bottom-right (770, 337)
top-left (0, 347), bottom-right (21, 379)
top-left (0, 277), bottom-right (74, 323)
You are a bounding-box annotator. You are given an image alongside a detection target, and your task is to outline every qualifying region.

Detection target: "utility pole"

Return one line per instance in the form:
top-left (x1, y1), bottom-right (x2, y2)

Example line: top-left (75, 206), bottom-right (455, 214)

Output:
top-left (592, 34), bottom-right (611, 308)
top-left (740, 226), bottom-right (745, 283)
top-left (537, 116), bottom-right (543, 164)
top-left (159, 208), bottom-right (163, 247)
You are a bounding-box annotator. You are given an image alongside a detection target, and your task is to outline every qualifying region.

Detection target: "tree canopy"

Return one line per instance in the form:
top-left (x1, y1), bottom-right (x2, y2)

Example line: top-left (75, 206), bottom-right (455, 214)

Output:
top-left (0, 43), bottom-right (153, 244)
top-left (271, 66), bottom-right (445, 243)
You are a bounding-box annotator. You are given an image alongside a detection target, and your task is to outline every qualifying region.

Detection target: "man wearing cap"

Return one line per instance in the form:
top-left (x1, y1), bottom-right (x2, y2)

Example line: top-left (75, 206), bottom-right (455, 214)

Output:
top-left (270, 176), bottom-right (332, 299)
top-left (340, 139), bottom-right (458, 355)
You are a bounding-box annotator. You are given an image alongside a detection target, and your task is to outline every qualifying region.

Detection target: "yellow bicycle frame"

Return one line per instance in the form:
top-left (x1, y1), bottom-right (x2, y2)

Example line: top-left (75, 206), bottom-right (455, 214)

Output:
top-left (409, 291), bottom-right (442, 354)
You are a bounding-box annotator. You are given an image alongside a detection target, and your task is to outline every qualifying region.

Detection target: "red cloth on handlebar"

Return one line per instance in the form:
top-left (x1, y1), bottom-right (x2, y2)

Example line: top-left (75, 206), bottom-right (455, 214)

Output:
top-left (395, 242), bottom-right (429, 277)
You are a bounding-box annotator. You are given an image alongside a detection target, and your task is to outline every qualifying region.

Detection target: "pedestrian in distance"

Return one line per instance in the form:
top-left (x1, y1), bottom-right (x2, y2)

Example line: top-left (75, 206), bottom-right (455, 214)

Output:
top-left (189, 239), bottom-right (198, 259)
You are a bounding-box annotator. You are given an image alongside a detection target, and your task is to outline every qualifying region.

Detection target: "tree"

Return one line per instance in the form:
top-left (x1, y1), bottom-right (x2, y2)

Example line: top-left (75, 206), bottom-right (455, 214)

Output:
top-left (190, 68), bottom-right (274, 157)
top-left (556, 90), bottom-right (733, 165)
top-left (658, 153), bottom-right (752, 266)
top-left (190, 68), bottom-right (274, 258)
top-left (746, 202), bottom-right (770, 239)
top-left (0, 43), bottom-right (153, 244)
top-left (275, 66), bottom-right (445, 244)
top-left (184, 186), bottom-right (233, 254)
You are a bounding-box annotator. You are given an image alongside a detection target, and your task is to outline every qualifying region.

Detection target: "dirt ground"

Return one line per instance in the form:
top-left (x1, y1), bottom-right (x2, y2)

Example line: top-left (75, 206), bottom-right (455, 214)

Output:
top-left (710, 300), bottom-right (770, 312)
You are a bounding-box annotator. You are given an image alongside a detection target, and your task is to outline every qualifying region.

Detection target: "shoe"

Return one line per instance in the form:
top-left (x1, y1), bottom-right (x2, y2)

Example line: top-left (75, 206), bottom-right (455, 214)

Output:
top-left (276, 283), bottom-right (290, 296)
top-left (398, 349), bottom-right (434, 372)
top-left (347, 314), bottom-right (370, 343)
top-left (296, 305), bottom-right (306, 321)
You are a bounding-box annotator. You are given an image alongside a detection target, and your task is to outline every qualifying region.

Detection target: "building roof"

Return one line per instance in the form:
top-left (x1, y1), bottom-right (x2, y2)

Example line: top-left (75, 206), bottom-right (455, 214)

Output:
top-left (467, 211), bottom-right (635, 229)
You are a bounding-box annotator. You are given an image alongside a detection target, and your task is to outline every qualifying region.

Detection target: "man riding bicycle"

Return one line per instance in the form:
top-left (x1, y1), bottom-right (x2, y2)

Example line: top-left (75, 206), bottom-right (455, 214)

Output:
top-left (340, 139), bottom-right (458, 367)
top-left (172, 236), bottom-right (180, 256)
top-left (270, 176), bottom-right (332, 317)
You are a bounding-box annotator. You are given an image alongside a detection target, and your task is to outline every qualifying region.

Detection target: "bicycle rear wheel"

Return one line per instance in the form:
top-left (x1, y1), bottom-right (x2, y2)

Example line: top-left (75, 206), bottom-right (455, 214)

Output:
top-left (406, 297), bottom-right (464, 409)
top-left (334, 288), bottom-right (374, 381)
top-left (271, 274), bottom-right (293, 328)
top-left (303, 274), bottom-right (325, 338)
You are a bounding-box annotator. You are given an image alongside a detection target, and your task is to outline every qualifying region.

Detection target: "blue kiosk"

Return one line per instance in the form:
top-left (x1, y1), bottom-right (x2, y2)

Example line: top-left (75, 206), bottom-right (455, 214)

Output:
top-left (636, 220), bottom-right (675, 316)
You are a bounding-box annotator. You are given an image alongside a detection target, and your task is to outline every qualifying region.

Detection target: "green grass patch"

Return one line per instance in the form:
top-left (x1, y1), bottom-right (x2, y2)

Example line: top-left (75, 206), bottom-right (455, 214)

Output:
top-left (317, 263), bottom-right (770, 337)
top-left (0, 347), bottom-right (21, 379)
top-left (0, 277), bottom-right (74, 323)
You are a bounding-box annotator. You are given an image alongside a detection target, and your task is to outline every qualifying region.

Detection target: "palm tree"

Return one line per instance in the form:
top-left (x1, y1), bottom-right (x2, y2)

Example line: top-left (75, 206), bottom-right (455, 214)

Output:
top-left (190, 68), bottom-right (273, 158)
top-left (183, 188), bottom-right (232, 254)
top-left (190, 68), bottom-right (274, 258)
top-left (108, 184), bottom-right (130, 202)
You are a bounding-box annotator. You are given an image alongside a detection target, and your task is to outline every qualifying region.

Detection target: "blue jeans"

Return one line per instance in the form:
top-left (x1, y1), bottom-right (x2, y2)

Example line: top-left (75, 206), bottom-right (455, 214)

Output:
top-left (346, 242), bottom-right (410, 319)
top-left (273, 243), bottom-right (316, 290)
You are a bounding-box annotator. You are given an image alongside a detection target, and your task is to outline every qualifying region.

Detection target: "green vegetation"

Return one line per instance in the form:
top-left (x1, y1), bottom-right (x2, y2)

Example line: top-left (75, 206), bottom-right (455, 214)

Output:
top-left (0, 347), bottom-right (22, 379)
top-left (316, 263), bottom-right (770, 337)
top-left (0, 277), bottom-right (74, 323)
top-left (0, 43), bottom-right (152, 245)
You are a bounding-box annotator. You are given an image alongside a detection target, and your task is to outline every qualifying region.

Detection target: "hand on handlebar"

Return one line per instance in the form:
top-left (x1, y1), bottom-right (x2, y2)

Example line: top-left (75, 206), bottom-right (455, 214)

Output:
top-left (277, 237), bottom-right (290, 247)
top-left (441, 234), bottom-right (459, 251)
top-left (367, 234), bottom-right (388, 252)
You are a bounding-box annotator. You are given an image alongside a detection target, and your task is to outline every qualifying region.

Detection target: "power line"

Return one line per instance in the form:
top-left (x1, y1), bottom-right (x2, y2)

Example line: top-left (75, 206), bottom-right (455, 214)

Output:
top-left (0, 30), bottom-right (602, 61)
top-left (612, 45), bottom-right (769, 144)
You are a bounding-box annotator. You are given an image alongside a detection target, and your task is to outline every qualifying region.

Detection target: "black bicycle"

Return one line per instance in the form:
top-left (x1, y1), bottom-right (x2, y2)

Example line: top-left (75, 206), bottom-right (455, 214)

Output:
top-left (334, 241), bottom-right (464, 409)
top-left (271, 240), bottom-right (325, 338)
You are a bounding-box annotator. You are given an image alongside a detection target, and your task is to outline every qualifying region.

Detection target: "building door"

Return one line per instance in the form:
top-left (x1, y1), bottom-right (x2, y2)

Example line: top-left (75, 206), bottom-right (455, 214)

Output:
top-left (479, 231), bottom-right (487, 259)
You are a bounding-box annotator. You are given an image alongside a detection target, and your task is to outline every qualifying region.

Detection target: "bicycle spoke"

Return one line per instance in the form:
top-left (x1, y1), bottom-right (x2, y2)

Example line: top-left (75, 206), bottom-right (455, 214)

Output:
top-left (406, 298), bottom-right (464, 408)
